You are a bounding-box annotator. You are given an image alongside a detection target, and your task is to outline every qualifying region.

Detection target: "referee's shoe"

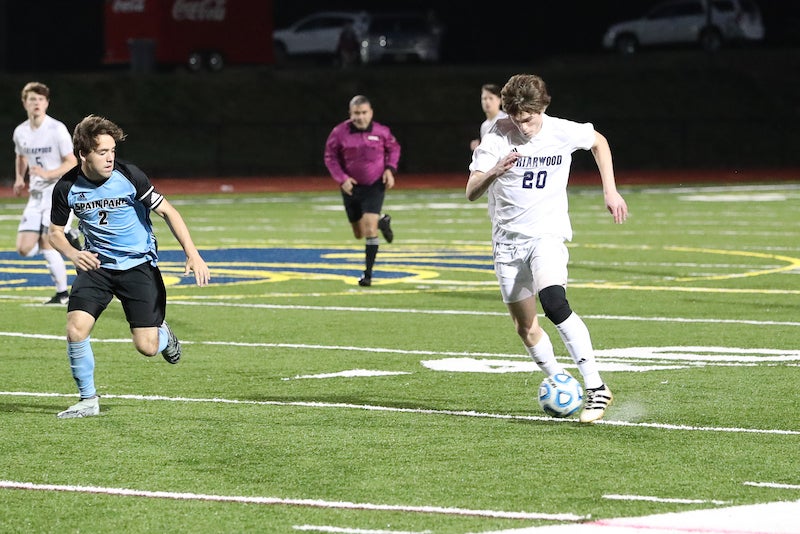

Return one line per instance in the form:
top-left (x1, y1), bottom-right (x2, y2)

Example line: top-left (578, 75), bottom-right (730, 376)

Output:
top-left (378, 214), bottom-right (393, 243)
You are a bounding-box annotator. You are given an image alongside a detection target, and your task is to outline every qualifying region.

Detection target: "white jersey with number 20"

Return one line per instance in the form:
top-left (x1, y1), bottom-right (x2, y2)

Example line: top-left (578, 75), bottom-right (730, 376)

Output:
top-left (469, 113), bottom-right (595, 243)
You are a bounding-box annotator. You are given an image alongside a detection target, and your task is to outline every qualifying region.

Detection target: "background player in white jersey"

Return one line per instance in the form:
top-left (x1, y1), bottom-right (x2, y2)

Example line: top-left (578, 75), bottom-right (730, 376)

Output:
top-left (13, 81), bottom-right (80, 304)
top-left (466, 74), bottom-right (628, 423)
top-left (469, 83), bottom-right (507, 152)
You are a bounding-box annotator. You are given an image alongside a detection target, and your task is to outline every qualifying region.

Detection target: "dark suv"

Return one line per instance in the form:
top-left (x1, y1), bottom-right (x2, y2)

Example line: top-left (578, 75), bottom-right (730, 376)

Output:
top-left (359, 12), bottom-right (443, 64)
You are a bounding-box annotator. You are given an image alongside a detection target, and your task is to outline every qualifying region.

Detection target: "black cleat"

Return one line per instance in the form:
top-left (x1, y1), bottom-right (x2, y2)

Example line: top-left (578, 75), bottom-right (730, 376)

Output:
top-left (378, 214), bottom-right (393, 243)
top-left (44, 291), bottom-right (69, 305)
top-left (358, 274), bottom-right (372, 287)
top-left (160, 321), bottom-right (182, 364)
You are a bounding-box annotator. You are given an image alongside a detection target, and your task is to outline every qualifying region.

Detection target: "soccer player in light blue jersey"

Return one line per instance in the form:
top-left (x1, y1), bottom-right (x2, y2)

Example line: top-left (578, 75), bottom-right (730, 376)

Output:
top-left (49, 115), bottom-right (211, 418)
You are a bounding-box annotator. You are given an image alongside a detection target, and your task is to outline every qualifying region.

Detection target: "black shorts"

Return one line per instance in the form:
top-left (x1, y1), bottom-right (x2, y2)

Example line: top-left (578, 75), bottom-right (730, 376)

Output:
top-left (68, 262), bottom-right (167, 328)
top-left (342, 179), bottom-right (386, 223)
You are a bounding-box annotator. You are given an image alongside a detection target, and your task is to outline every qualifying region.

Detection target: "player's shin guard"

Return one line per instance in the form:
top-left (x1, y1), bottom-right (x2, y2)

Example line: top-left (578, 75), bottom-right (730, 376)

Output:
top-left (67, 337), bottom-right (97, 399)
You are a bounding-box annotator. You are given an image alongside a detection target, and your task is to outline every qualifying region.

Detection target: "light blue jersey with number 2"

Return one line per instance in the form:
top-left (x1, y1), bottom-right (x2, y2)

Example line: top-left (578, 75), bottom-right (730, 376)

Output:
top-left (51, 160), bottom-right (165, 270)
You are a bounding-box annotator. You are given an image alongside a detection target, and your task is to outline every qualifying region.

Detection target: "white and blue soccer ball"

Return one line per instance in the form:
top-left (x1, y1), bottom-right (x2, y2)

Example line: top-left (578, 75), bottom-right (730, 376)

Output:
top-left (538, 373), bottom-right (584, 418)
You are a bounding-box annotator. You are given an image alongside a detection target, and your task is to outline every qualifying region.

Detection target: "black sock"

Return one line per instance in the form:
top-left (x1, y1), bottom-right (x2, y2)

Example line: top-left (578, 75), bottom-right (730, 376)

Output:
top-left (365, 242), bottom-right (378, 276)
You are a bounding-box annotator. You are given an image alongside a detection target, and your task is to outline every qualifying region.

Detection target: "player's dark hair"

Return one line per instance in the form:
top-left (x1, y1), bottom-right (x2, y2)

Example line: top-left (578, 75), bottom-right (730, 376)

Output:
top-left (73, 115), bottom-right (127, 156)
top-left (481, 83), bottom-right (502, 98)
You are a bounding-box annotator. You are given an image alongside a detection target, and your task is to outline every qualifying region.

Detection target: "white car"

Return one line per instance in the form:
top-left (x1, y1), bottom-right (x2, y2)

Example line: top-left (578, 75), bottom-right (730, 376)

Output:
top-left (273, 11), bottom-right (369, 64)
top-left (602, 0), bottom-right (765, 54)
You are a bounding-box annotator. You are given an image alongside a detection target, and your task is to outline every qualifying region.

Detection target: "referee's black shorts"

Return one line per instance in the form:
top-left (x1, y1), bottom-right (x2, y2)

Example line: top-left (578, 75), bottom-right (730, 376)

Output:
top-left (342, 179), bottom-right (386, 223)
top-left (68, 262), bottom-right (167, 328)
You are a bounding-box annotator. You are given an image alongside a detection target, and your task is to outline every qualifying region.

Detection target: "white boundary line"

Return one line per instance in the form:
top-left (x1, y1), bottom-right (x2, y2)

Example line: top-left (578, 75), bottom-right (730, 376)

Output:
top-left (0, 480), bottom-right (586, 522)
top-left (2, 391), bottom-right (798, 436)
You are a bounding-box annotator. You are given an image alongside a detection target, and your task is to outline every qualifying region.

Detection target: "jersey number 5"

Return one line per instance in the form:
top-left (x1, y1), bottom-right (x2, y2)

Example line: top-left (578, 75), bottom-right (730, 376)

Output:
top-left (522, 170), bottom-right (547, 189)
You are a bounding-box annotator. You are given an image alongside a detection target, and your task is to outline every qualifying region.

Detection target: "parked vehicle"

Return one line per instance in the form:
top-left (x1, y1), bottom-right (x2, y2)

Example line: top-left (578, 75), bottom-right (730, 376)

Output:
top-left (103, 0), bottom-right (274, 71)
top-left (602, 0), bottom-right (765, 54)
top-left (272, 11), bottom-right (369, 65)
top-left (359, 12), bottom-right (443, 64)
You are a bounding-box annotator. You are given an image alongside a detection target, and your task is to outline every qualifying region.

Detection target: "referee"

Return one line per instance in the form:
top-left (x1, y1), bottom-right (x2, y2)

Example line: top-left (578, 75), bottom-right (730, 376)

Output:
top-left (324, 95), bottom-right (400, 286)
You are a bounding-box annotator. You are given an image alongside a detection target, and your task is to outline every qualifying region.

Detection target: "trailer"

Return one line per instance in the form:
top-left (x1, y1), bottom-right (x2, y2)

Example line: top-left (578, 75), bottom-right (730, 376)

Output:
top-left (103, 0), bottom-right (273, 71)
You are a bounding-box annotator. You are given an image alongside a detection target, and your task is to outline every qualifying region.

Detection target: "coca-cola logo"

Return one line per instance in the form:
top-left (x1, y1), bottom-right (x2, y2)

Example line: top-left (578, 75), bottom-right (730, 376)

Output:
top-left (112, 0), bottom-right (146, 13)
top-left (172, 0), bottom-right (226, 21)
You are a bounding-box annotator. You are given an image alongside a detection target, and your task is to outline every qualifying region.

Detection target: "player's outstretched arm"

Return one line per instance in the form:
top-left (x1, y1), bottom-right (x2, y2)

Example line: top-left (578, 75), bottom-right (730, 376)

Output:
top-left (154, 198), bottom-right (211, 287)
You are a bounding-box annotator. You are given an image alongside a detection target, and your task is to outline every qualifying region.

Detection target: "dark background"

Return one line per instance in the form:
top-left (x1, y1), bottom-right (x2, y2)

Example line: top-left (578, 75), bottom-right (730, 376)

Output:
top-left (0, 1), bottom-right (798, 179)
top-left (1, 1), bottom-right (799, 71)
top-left (275, 1), bottom-right (800, 62)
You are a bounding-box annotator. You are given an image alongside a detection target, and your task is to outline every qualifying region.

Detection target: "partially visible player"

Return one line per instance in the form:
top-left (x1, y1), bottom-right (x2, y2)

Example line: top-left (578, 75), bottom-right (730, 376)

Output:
top-left (49, 115), bottom-right (211, 418)
top-left (467, 74), bottom-right (628, 423)
top-left (13, 81), bottom-right (81, 304)
top-left (469, 83), bottom-right (507, 152)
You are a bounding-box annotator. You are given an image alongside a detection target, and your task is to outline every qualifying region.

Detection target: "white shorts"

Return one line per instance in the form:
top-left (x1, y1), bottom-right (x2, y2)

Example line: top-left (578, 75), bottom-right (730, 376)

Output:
top-left (493, 237), bottom-right (569, 304)
top-left (17, 190), bottom-right (52, 234)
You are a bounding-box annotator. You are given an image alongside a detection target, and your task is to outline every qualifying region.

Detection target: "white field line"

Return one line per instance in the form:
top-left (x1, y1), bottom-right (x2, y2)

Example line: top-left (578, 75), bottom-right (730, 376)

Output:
top-left (166, 301), bottom-right (800, 327)
top-left (0, 480), bottom-right (586, 522)
top-left (744, 482), bottom-right (800, 490)
top-left (2, 331), bottom-right (799, 368)
top-left (603, 494), bottom-right (729, 505)
top-left (293, 526), bottom-right (431, 534)
top-left (1, 293), bottom-right (800, 327)
top-left (2, 391), bottom-right (798, 436)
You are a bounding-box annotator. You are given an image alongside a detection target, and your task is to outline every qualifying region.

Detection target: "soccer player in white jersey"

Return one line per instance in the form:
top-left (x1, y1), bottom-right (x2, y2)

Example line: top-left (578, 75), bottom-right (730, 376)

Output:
top-left (467, 74), bottom-right (628, 423)
top-left (13, 81), bottom-right (80, 304)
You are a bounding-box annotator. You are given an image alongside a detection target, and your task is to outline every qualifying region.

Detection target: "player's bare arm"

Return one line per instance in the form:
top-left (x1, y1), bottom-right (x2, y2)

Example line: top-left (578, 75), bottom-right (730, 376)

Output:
top-left (154, 198), bottom-right (211, 287)
top-left (466, 152), bottom-right (520, 201)
top-left (590, 131), bottom-right (628, 224)
top-left (13, 155), bottom-right (27, 196)
top-left (29, 153), bottom-right (78, 183)
top-left (49, 224), bottom-right (101, 271)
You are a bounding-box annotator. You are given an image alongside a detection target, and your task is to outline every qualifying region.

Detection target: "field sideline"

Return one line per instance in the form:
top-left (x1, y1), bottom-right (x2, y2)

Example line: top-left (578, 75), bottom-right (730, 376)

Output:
top-left (1, 168), bottom-right (799, 198)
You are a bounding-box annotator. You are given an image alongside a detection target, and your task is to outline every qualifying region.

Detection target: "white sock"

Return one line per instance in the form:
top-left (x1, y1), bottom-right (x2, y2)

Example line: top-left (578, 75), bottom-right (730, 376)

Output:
top-left (554, 312), bottom-right (603, 389)
top-left (526, 329), bottom-right (564, 376)
top-left (42, 248), bottom-right (68, 293)
top-left (23, 243), bottom-right (40, 257)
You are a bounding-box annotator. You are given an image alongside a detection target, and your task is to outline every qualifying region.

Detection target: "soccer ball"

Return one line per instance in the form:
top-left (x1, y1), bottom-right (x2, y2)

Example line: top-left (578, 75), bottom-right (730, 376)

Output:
top-left (538, 373), bottom-right (584, 418)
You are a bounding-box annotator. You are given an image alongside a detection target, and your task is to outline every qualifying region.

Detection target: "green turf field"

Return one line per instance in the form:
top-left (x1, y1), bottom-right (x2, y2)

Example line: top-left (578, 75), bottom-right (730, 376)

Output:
top-left (1, 182), bottom-right (798, 533)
